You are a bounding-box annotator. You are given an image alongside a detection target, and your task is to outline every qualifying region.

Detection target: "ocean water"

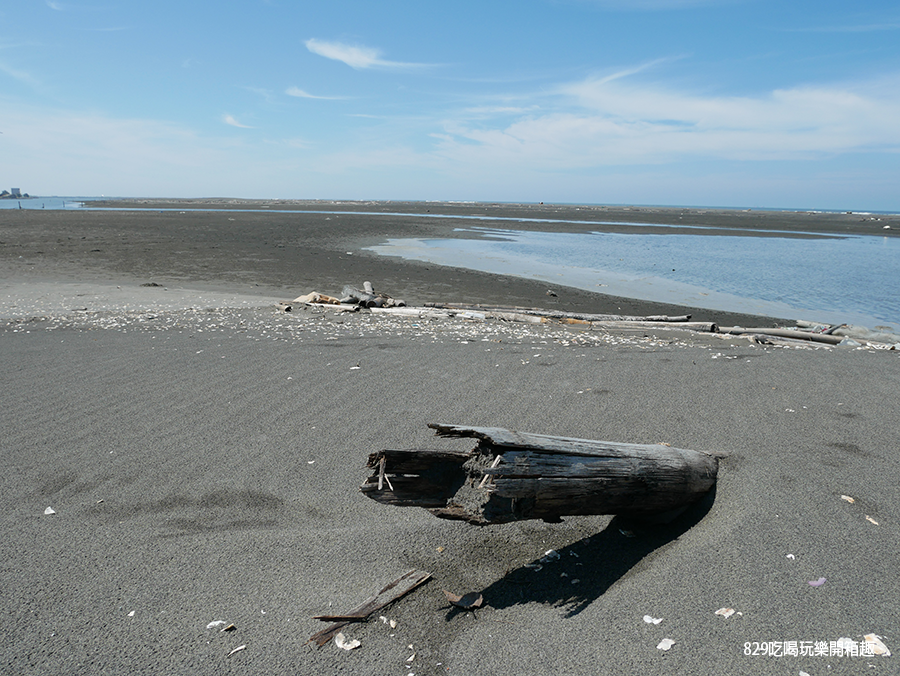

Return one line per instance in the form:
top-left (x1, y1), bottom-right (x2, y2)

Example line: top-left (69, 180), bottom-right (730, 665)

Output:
top-left (368, 227), bottom-right (900, 332)
top-left (0, 196), bottom-right (94, 209)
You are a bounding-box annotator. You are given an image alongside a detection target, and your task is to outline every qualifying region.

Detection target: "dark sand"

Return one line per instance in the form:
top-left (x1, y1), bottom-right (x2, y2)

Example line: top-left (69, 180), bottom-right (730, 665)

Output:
top-left (1, 202), bottom-right (898, 675)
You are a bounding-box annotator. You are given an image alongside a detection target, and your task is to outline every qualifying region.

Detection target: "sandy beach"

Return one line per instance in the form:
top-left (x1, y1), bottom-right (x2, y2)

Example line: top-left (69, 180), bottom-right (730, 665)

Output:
top-left (1, 202), bottom-right (898, 675)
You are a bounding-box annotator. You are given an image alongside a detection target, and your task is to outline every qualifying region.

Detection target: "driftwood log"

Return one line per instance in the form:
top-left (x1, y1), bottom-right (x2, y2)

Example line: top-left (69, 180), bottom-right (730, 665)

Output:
top-left (360, 424), bottom-right (718, 525)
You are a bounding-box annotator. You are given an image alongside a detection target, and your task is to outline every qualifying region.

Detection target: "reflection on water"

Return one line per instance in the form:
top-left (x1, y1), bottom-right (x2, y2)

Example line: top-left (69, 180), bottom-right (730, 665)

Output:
top-left (368, 227), bottom-right (900, 330)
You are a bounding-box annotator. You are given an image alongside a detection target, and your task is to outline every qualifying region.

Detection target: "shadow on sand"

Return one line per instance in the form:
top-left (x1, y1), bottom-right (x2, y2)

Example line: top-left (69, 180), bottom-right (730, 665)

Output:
top-left (453, 487), bottom-right (716, 620)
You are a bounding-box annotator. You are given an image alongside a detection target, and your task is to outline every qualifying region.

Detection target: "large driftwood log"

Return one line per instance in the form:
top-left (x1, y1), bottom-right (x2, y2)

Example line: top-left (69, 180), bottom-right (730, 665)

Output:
top-left (424, 302), bottom-right (692, 323)
top-left (360, 424), bottom-right (718, 525)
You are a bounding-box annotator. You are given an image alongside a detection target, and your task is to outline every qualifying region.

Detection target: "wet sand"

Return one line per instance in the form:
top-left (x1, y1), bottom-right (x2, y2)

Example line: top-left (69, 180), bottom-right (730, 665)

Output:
top-left (1, 202), bottom-right (898, 675)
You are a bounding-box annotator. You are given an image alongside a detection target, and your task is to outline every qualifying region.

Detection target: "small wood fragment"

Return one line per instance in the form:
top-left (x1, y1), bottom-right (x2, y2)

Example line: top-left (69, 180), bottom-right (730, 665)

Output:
top-left (443, 590), bottom-right (484, 610)
top-left (308, 570), bottom-right (432, 647)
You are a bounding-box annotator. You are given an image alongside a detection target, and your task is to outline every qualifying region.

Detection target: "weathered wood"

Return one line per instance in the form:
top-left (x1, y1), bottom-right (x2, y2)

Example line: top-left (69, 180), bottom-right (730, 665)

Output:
top-left (718, 326), bottom-right (844, 345)
top-left (360, 424), bottom-right (718, 525)
top-left (423, 302), bottom-right (691, 323)
top-left (308, 569), bottom-right (432, 646)
top-left (589, 320), bottom-right (718, 333)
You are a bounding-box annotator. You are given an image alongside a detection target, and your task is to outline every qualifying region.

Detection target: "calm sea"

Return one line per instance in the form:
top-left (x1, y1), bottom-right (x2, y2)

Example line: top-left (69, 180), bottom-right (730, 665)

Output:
top-left (368, 226), bottom-right (900, 332)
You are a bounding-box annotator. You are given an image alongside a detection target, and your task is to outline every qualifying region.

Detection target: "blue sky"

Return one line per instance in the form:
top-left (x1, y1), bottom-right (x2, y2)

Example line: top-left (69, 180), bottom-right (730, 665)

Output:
top-left (2, 0), bottom-right (899, 210)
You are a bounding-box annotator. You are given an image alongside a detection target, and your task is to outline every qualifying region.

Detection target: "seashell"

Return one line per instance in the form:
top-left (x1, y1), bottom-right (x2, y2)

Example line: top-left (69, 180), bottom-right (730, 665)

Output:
top-left (334, 633), bottom-right (361, 651)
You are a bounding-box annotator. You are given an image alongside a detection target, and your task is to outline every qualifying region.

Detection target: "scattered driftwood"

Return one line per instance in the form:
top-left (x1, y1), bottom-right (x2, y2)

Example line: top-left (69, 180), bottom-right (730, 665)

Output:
top-left (718, 326), bottom-right (844, 345)
top-left (424, 302), bottom-right (692, 323)
top-left (341, 281), bottom-right (405, 308)
top-left (361, 424), bottom-right (718, 526)
top-left (292, 292), bottom-right (342, 305)
top-left (585, 320), bottom-right (718, 333)
top-left (288, 282), bottom-right (405, 310)
top-left (308, 569), bottom-right (432, 647)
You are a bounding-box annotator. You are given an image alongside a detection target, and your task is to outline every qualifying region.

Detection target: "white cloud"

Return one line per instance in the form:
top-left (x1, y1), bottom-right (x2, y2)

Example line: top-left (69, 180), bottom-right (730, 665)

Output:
top-left (305, 38), bottom-right (428, 70)
top-left (285, 86), bottom-right (344, 100)
top-left (433, 73), bottom-right (900, 169)
top-left (222, 114), bottom-right (254, 129)
top-left (46, 1), bottom-right (64, 10)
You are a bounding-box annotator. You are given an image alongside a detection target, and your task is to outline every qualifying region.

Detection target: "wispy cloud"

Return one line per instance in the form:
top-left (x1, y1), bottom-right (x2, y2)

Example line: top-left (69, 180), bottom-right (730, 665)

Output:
top-left (305, 38), bottom-right (428, 70)
top-left (0, 61), bottom-right (41, 88)
top-left (785, 21), bottom-right (900, 33)
top-left (433, 71), bottom-right (900, 170)
top-left (46, 1), bottom-right (64, 10)
top-left (222, 114), bottom-right (254, 129)
top-left (572, 0), bottom-right (741, 10)
top-left (285, 86), bottom-right (345, 100)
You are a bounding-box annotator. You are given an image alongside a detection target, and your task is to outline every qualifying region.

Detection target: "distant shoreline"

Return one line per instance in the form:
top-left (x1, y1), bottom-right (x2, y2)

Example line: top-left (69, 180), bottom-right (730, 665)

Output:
top-left (85, 198), bottom-right (899, 240)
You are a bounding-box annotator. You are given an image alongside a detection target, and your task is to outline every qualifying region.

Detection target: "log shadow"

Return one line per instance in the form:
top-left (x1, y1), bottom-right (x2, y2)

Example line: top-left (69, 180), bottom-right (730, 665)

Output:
top-left (475, 485), bottom-right (716, 619)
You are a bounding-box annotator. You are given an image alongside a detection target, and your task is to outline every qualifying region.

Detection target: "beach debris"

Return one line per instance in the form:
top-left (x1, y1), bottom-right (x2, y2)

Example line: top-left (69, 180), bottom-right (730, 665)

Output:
top-left (864, 634), bottom-right (891, 656)
top-left (540, 549), bottom-right (561, 563)
top-left (715, 608), bottom-right (735, 619)
top-left (292, 292), bottom-right (342, 305)
top-left (808, 577), bottom-right (827, 587)
top-left (340, 282), bottom-right (405, 308)
top-left (657, 638), bottom-right (675, 651)
top-left (227, 644), bottom-right (246, 657)
top-left (206, 620), bottom-right (228, 629)
top-left (334, 633), bottom-right (361, 651)
top-left (524, 563), bottom-right (543, 572)
top-left (786, 554), bottom-right (795, 559)
top-left (619, 529), bottom-right (636, 538)
top-left (643, 615), bottom-right (663, 625)
top-left (221, 623), bottom-right (236, 632)
top-left (719, 326), bottom-right (845, 345)
top-left (841, 495), bottom-right (856, 503)
top-left (43, 506), bottom-right (56, 515)
top-left (127, 610), bottom-right (135, 617)
top-left (424, 303), bottom-right (693, 325)
top-left (443, 590), bottom-right (484, 610)
top-left (866, 515), bottom-right (879, 525)
top-left (379, 615), bottom-right (398, 629)
top-left (308, 569), bottom-right (432, 647)
top-left (360, 423), bottom-right (718, 526)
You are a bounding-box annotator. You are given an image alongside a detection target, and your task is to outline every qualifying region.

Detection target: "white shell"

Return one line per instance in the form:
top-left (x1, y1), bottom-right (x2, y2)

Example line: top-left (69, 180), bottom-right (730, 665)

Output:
top-left (864, 634), bottom-right (891, 656)
top-left (334, 633), bottom-right (361, 651)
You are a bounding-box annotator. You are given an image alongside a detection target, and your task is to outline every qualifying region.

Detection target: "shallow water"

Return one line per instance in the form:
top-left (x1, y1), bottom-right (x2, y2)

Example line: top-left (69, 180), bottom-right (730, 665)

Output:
top-left (368, 227), bottom-right (900, 331)
top-left (0, 197), bottom-right (92, 209)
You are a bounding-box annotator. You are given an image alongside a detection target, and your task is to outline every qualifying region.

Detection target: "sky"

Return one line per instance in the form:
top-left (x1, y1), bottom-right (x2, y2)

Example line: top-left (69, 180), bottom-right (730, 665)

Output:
top-left (1, 0), bottom-right (899, 210)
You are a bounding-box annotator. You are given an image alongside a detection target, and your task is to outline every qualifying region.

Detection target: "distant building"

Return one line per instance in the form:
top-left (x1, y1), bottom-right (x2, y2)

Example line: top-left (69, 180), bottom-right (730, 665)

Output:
top-left (11, 188), bottom-right (21, 197)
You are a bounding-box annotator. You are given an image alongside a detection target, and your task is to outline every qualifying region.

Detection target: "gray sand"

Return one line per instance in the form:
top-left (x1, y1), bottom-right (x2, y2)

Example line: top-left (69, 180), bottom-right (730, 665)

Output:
top-left (1, 203), bottom-right (898, 675)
